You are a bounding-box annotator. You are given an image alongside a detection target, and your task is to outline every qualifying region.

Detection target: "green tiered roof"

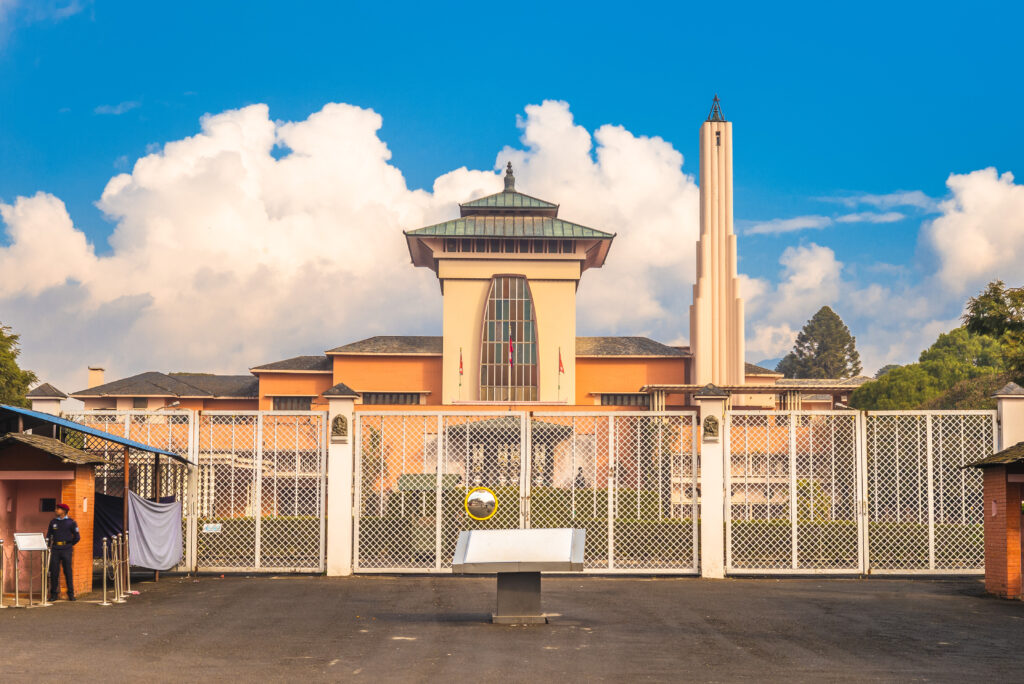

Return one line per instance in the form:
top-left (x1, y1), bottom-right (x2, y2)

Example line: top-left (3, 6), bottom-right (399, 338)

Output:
top-left (405, 215), bottom-right (613, 239)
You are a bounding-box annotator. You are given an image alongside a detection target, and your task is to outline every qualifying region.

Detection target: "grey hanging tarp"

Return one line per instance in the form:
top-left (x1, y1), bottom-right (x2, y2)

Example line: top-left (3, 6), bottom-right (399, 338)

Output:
top-left (127, 491), bottom-right (183, 570)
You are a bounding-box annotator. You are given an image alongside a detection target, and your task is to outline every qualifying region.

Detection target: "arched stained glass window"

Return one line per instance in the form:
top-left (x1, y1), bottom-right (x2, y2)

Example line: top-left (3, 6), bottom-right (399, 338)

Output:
top-left (480, 275), bottom-right (538, 401)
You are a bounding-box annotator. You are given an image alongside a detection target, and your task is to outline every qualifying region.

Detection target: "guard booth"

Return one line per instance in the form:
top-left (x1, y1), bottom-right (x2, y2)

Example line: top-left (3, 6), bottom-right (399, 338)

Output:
top-left (0, 432), bottom-right (107, 598)
top-left (969, 441), bottom-right (1024, 600)
top-left (0, 404), bottom-right (185, 599)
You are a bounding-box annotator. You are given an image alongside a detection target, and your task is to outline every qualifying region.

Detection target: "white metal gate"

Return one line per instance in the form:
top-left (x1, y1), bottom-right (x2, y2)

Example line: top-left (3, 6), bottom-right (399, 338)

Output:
top-left (353, 411), bottom-right (699, 574)
top-left (725, 410), bottom-right (995, 575)
top-left (194, 412), bottom-right (327, 572)
top-left (726, 411), bottom-right (862, 574)
top-left (864, 411), bottom-right (994, 574)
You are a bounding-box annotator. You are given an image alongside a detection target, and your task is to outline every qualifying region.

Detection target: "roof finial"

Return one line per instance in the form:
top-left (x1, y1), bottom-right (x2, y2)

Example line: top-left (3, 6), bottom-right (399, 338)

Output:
top-left (504, 161), bottom-right (515, 192)
top-left (707, 94), bottom-right (725, 122)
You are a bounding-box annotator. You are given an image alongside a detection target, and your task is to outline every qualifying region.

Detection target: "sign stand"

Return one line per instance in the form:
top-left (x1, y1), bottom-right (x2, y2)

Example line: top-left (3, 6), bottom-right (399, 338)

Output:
top-left (12, 533), bottom-right (51, 609)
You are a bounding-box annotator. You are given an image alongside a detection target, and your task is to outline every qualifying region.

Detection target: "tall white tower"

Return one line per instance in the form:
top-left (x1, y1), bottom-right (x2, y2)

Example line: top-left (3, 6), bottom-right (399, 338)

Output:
top-left (689, 96), bottom-right (745, 386)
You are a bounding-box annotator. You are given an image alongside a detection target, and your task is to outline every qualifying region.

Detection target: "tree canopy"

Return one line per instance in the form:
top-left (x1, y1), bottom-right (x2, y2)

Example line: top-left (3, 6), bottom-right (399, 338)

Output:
top-left (962, 279), bottom-right (1024, 385)
top-left (0, 323), bottom-right (37, 408)
top-left (775, 306), bottom-right (862, 379)
top-left (850, 327), bottom-right (1004, 409)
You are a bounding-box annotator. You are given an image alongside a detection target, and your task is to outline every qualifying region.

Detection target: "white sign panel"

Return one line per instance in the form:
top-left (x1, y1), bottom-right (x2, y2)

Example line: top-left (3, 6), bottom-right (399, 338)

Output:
top-left (14, 532), bottom-right (48, 551)
top-left (202, 523), bottom-right (223, 534)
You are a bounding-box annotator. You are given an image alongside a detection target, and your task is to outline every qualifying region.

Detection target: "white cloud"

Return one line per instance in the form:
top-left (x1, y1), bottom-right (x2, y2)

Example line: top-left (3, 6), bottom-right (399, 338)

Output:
top-left (745, 215), bottom-right (832, 235)
top-left (0, 100), bottom-right (701, 391)
top-left (822, 190), bottom-right (938, 212)
top-left (835, 211), bottom-right (905, 223)
top-left (923, 167), bottom-right (1024, 293)
top-left (95, 101), bottom-right (141, 115)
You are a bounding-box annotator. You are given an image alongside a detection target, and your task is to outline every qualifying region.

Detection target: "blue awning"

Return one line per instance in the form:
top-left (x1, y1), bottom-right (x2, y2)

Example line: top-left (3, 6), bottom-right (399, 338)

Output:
top-left (0, 404), bottom-right (188, 463)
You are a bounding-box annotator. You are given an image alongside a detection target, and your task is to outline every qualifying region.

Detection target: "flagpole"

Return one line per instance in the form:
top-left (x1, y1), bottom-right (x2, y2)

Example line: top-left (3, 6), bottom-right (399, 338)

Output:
top-left (458, 347), bottom-right (462, 401)
top-left (557, 346), bottom-right (561, 402)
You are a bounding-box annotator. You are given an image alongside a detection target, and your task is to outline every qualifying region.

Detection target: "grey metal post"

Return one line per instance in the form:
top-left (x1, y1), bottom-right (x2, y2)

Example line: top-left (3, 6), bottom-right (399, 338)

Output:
top-left (0, 539), bottom-right (6, 609)
top-left (125, 530), bottom-right (132, 595)
top-left (13, 541), bottom-right (19, 607)
top-left (99, 538), bottom-right (111, 606)
top-left (113, 536), bottom-right (125, 603)
top-left (40, 546), bottom-right (52, 607)
top-left (28, 546), bottom-right (33, 607)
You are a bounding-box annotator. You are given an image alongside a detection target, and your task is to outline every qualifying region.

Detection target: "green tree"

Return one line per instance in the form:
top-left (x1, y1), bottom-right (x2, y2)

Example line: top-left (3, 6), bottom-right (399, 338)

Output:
top-left (849, 327), bottom-right (1003, 409)
top-left (962, 280), bottom-right (1024, 338)
top-left (875, 364), bottom-right (900, 379)
top-left (775, 306), bottom-right (862, 379)
top-left (0, 323), bottom-right (37, 408)
top-left (962, 280), bottom-right (1024, 384)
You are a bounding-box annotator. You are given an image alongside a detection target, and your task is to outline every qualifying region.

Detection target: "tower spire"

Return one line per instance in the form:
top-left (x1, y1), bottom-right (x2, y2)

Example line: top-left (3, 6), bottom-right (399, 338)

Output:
top-left (707, 94), bottom-right (725, 122)
top-left (504, 161), bottom-right (515, 191)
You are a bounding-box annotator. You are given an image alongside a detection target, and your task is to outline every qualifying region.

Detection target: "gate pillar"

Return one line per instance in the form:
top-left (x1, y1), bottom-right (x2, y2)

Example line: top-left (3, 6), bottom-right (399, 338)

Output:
top-left (695, 385), bottom-right (729, 578)
top-left (326, 393), bottom-right (357, 576)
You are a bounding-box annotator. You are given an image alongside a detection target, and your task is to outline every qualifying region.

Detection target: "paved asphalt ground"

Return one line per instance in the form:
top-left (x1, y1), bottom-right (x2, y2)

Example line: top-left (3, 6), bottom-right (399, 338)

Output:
top-left (1, 575), bottom-right (1022, 682)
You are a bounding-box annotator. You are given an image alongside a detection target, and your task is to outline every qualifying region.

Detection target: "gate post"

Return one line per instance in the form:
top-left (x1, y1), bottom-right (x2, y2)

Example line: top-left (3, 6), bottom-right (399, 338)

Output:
top-left (695, 385), bottom-right (729, 578)
top-left (326, 393), bottom-right (357, 576)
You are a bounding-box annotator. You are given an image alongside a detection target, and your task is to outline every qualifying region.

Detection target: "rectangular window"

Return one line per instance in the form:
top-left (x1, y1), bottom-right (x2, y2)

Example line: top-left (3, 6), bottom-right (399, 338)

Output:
top-left (600, 394), bottom-right (651, 408)
top-left (362, 392), bottom-right (420, 405)
top-left (273, 396), bottom-right (312, 411)
top-left (133, 397), bottom-right (148, 409)
top-left (40, 498), bottom-right (56, 513)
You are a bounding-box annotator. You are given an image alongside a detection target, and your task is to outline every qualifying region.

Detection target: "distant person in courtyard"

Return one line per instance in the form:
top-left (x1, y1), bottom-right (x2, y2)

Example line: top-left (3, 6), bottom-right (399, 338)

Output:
top-left (574, 467), bottom-right (586, 488)
top-left (46, 503), bottom-right (80, 601)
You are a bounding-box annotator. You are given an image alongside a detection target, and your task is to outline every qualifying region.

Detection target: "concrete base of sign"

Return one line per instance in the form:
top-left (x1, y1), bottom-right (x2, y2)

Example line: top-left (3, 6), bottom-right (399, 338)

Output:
top-left (493, 571), bottom-right (546, 624)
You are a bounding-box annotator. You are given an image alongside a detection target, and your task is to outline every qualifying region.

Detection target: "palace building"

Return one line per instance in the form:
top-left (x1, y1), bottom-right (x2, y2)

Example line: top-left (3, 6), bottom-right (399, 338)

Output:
top-left (55, 98), bottom-right (867, 414)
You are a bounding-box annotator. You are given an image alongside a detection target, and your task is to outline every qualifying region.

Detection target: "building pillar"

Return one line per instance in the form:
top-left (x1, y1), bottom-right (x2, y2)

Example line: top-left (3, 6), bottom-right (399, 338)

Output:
top-left (995, 383), bottom-right (1024, 451)
top-left (694, 385), bottom-right (729, 578)
top-left (325, 397), bottom-right (355, 576)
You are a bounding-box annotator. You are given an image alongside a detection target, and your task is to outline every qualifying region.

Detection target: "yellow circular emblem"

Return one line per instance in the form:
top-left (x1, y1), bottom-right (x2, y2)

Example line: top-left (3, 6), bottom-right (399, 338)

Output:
top-left (464, 486), bottom-right (498, 521)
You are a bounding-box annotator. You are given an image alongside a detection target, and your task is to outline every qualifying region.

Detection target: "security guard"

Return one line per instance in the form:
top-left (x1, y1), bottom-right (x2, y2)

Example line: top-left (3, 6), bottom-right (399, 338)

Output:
top-left (46, 503), bottom-right (80, 601)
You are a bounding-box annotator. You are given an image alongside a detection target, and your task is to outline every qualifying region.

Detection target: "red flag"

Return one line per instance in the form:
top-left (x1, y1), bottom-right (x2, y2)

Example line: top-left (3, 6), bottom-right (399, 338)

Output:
top-left (509, 323), bottom-right (515, 368)
top-left (558, 348), bottom-right (564, 374)
top-left (459, 348), bottom-right (463, 375)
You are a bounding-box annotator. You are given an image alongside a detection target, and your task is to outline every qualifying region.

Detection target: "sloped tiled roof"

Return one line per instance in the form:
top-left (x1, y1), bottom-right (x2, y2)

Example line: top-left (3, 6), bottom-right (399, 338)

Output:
top-left (967, 441), bottom-right (1024, 467)
top-left (745, 362), bottom-right (781, 376)
top-left (576, 337), bottom-right (688, 357)
top-left (461, 190), bottom-right (558, 211)
top-left (993, 381), bottom-right (1024, 396)
top-left (27, 382), bottom-right (68, 399)
top-left (0, 432), bottom-right (110, 465)
top-left (251, 355), bottom-right (331, 372)
top-left (323, 382), bottom-right (360, 397)
top-left (72, 371), bottom-right (257, 398)
top-left (405, 216), bottom-right (613, 240)
top-left (775, 376), bottom-right (871, 388)
top-left (167, 374), bottom-right (258, 398)
top-left (328, 335), bottom-right (689, 358)
top-left (328, 336), bottom-right (444, 355)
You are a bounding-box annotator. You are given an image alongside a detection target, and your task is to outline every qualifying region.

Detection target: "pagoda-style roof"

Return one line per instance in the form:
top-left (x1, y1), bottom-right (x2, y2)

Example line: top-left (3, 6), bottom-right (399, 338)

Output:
top-left (405, 215), bottom-right (613, 240)
top-left (404, 163), bottom-right (615, 274)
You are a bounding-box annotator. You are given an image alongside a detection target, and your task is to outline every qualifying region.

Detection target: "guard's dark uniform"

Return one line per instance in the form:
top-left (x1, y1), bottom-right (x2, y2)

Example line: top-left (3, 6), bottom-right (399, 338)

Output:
top-left (46, 515), bottom-right (80, 600)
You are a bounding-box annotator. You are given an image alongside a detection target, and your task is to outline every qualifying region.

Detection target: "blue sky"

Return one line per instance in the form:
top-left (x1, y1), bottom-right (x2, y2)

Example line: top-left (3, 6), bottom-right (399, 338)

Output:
top-left (1, 0), bottom-right (1022, 389)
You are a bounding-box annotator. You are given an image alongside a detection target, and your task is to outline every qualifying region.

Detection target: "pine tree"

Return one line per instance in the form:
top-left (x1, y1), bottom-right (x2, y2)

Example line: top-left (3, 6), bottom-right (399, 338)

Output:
top-left (0, 322), bottom-right (37, 408)
top-left (775, 306), bottom-right (862, 379)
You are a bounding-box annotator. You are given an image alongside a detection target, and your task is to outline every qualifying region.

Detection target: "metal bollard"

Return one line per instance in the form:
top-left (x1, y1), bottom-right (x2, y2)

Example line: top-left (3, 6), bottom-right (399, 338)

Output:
top-left (124, 530), bottom-right (132, 596)
top-left (118, 534), bottom-right (128, 600)
top-left (13, 542), bottom-right (19, 608)
top-left (113, 536), bottom-right (125, 604)
top-left (99, 538), bottom-right (111, 606)
top-left (40, 546), bottom-right (52, 607)
top-left (0, 539), bottom-right (6, 609)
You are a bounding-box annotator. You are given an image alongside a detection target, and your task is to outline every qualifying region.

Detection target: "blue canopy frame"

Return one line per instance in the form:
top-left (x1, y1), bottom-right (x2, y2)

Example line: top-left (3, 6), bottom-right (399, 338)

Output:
top-left (0, 403), bottom-right (187, 464)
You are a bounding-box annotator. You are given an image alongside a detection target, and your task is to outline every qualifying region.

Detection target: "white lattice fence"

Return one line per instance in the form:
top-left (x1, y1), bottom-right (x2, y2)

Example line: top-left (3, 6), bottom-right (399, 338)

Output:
top-left (865, 411), bottom-right (993, 574)
top-left (726, 412), bottom-right (862, 573)
top-left (195, 412), bottom-right (326, 572)
top-left (353, 411), bottom-right (698, 574)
